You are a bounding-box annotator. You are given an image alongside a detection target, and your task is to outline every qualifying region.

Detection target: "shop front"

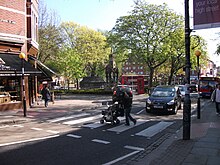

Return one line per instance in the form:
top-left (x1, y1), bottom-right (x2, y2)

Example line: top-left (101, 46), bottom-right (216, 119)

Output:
top-left (0, 53), bottom-right (42, 111)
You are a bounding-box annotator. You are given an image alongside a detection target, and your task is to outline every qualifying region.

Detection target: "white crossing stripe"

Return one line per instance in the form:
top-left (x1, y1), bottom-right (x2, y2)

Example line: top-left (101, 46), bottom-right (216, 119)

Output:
top-left (46, 130), bottom-right (60, 134)
top-left (82, 122), bottom-right (103, 129)
top-left (135, 121), bottom-right (174, 138)
top-left (31, 127), bottom-right (43, 131)
top-left (83, 117), bottom-right (125, 129)
top-left (0, 125), bottom-right (9, 129)
top-left (12, 125), bottom-right (24, 128)
top-left (92, 139), bottom-right (110, 144)
top-left (0, 135), bottom-right (60, 147)
top-left (66, 134), bottom-right (82, 139)
top-left (48, 113), bottom-right (89, 123)
top-left (107, 119), bottom-right (147, 133)
top-left (63, 115), bottom-right (102, 125)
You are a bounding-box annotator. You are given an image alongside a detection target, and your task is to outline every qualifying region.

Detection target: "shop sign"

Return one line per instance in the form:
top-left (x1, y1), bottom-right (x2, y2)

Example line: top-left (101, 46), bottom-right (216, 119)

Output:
top-left (193, 0), bottom-right (220, 29)
top-left (0, 58), bottom-right (16, 71)
top-left (0, 18), bottom-right (16, 24)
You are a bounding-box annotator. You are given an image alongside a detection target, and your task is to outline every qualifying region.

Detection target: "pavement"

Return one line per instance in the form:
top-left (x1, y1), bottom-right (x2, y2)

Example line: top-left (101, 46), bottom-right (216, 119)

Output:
top-left (134, 100), bottom-right (220, 165)
top-left (0, 94), bottom-right (220, 165)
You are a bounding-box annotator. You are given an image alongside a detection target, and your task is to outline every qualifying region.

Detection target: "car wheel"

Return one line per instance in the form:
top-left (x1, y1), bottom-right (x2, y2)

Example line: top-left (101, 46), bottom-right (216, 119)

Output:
top-left (115, 119), bottom-right (120, 124)
top-left (100, 119), bottom-right (104, 124)
top-left (146, 107), bottom-right (150, 113)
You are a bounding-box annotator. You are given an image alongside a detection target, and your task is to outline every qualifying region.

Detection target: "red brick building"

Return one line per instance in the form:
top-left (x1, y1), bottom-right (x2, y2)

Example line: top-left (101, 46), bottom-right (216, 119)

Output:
top-left (0, 0), bottom-right (46, 110)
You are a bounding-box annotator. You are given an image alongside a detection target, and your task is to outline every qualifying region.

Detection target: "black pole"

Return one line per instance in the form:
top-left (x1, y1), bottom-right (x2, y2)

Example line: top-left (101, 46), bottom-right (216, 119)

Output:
top-left (197, 56), bottom-right (201, 119)
top-left (21, 58), bottom-right (27, 117)
top-left (183, 0), bottom-right (191, 140)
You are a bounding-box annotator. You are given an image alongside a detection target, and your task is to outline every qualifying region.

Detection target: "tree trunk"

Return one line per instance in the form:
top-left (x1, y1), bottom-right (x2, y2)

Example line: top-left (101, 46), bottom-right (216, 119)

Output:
top-left (76, 78), bottom-right (79, 90)
top-left (148, 67), bottom-right (154, 90)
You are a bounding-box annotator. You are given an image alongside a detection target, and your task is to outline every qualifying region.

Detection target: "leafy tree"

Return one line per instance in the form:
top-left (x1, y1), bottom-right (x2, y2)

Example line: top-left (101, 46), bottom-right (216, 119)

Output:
top-left (109, 1), bottom-right (184, 88)
top-left (163, 28), bottom-right (185, 85)
top-left (38, 25), bottom-right (63, 63)
top-left (52, 48), bottom-right (85, 89)
top-left (38, 0), bottom-right (63, 63)
top-left (60, 22), bottom-right (111, 77)
top-left (157, 32), bottom-right (208, 85)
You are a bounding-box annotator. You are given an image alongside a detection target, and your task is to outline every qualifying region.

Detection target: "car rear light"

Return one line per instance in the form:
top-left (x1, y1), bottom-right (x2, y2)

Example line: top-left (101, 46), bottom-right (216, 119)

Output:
top-left (113, 91), bottom-right (116, 95)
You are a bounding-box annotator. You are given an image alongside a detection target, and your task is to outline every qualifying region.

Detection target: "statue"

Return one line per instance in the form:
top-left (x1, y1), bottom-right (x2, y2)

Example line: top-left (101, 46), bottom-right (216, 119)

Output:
top-left (105, 50), bottom-right (119, 85)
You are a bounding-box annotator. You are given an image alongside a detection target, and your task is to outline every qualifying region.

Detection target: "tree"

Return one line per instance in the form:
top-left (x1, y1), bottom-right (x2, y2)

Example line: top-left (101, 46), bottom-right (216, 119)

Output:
top-left (109, 1), bottom-right (184, 88)
top-left (60, 22), bottom-right (111, 77)
top-left (53, 48), bottom-right (85, 89)
top-left (164, 28), bottom-right (186, 85)
top-left (38, 0), bottom-right (63, 63)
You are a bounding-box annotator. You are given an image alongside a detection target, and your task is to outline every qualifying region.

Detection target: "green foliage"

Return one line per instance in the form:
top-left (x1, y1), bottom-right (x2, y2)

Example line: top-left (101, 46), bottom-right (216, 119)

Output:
top-left (38, 25), bottom-right (63, 63)
top-left (56, 48), bottom-right (85, 80)
top-left (60, 22), bottom-right (111, 77)
top-left (38, 1), bottom-right (62, 64)
top-left (109, 1), bottom-right (185, 87)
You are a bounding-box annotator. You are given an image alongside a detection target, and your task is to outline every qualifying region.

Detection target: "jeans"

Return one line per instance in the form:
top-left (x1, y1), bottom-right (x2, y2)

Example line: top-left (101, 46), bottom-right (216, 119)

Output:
top-left (125, 106), bottom-right (135, 125)
top-left (44, 98), bottom-right (49, 107)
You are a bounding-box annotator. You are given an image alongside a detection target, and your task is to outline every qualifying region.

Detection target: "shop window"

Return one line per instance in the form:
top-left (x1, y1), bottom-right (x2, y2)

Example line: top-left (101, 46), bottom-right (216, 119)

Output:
top-left (0, 77), bottom-right (21, 103)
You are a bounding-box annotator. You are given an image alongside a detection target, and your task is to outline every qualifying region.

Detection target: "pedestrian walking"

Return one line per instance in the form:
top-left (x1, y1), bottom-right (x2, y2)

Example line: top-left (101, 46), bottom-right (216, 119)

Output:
top-left (41, 84), bottom-right (51, 107)
top-left (211, 84), bottom-right (220, 115)
top-left (122, 91), bottom-right (136, 126)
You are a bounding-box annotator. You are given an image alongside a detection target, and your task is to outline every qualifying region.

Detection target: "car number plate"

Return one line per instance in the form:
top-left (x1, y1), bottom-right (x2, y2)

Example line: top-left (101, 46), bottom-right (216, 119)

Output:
top-left (154, 105), bottom-right (163, 108)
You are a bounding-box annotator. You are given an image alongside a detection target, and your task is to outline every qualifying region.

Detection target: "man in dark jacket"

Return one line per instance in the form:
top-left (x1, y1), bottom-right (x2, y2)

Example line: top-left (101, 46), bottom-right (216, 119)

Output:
top-left (122, 91), bottom-right (136, 126)
top-left (41, 84), bottom-right (51, 107)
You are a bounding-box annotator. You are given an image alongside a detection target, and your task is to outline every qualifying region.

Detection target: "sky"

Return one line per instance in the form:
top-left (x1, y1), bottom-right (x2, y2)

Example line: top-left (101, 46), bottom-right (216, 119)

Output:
top-left (45, 0), bottom-right (220, 66)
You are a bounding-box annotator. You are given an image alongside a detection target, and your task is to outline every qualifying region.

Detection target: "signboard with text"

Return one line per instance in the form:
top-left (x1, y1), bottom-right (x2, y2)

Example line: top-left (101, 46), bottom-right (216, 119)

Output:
top-left (193, 0), bottom-right (220, 29)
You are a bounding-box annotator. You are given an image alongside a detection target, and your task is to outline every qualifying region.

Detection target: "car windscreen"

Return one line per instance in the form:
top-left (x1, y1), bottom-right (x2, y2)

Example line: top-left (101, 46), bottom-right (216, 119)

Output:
top-left (151, 87), bottom-right (175, 97)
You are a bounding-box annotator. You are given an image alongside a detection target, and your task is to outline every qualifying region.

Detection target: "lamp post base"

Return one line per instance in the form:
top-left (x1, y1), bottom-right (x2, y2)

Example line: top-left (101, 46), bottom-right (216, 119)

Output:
top-left (23, 98), bottom-right (27, 117)
top-left (183, 94), bottom-right (191, 140)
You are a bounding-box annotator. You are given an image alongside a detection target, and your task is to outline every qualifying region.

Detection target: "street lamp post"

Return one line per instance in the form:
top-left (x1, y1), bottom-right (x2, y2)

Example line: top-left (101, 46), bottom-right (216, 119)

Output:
top-left (183, 0), bottom-right (191, 140)
top-left (131, 70), bottom-right (134, 91)
top-left (195, 50), bottom-right (201, 119)
top-left (19, 52), bottom-right (27, 117)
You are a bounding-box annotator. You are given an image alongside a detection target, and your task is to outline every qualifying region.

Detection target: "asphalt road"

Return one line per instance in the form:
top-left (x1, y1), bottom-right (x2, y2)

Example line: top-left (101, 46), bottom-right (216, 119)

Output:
top-left (0, 96), bottom-right (208, 165)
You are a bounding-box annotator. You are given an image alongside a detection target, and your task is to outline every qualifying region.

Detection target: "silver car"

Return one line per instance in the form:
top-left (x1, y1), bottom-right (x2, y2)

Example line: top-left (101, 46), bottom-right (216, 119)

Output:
top-left (177, 85), bottom-right (187, 101)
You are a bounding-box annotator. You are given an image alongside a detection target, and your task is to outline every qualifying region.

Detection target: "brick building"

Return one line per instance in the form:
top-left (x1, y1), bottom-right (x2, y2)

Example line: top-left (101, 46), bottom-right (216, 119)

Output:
top-left (0, 0), bottom-right (50, 110)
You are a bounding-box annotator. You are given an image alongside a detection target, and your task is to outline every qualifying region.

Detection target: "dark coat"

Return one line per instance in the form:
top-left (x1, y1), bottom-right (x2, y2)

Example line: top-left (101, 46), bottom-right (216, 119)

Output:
top-left (122, 92), bottom-right (132, 108)
top-left (41, 87), bottom-right (51, 100)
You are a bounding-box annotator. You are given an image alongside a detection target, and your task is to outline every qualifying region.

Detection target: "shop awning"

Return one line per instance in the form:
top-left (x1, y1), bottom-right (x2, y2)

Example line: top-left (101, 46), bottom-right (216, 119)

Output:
top-left (0, 53), bottom-right (42, 76)
top-left (28, 56), bottom-right (58, 81)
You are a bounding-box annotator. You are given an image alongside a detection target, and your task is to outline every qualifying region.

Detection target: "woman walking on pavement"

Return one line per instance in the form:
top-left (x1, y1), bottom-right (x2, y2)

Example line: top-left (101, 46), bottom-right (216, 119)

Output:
top-left (41, 84), bottom-right (51, 107)
top-left (211, 84), bottom-right (220, 115)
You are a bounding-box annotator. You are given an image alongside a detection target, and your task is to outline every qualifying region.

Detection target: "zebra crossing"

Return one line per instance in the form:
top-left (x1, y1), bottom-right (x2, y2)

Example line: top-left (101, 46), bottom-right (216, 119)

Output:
top-left (46, 113), bottom-right (175, 139)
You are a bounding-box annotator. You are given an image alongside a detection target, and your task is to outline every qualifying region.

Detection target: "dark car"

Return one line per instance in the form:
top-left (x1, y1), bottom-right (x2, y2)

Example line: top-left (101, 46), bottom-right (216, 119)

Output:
top-left (112, 85), bottom-right (133, 103)
top-left (146, 85), bottom-right (182, 114)
top-left (189, 84), bottom-right (197, 93)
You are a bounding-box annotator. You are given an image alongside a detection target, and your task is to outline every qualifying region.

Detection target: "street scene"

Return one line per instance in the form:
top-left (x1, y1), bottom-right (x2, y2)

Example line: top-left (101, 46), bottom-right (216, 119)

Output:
top-left (1, 0), bottom-right (220, 165)
top-left (0, 94), bottom-right (218, 165)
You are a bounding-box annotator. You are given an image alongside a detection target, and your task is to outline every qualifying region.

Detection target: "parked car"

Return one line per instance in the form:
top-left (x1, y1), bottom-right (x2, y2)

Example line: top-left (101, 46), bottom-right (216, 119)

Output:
top-left (189, 84), bottom-right (197, 93)
top-left (146, 85), bottom-right (182, 114)
top-left (177, 85), bottom-right (187, 101)
top-left (112, 85), bottom-right (133, 103)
